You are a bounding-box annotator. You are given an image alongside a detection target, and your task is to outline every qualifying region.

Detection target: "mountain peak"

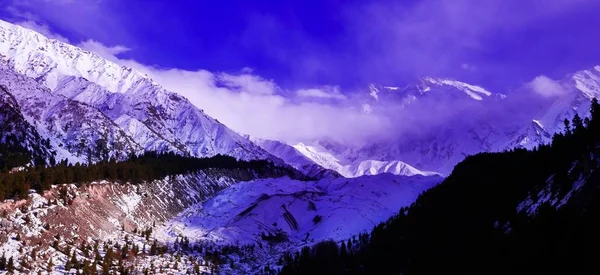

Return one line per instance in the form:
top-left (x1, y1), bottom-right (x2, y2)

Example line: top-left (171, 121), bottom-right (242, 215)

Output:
top-left (570, 65), bottom-right (600, 99)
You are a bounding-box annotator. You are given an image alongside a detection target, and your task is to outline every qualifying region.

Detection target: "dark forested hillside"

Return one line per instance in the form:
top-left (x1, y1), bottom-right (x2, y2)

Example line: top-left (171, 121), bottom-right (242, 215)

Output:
top-left (278, 99), bottom-right (600, 275)
top-left (0, 152), bottom-right (306, 201)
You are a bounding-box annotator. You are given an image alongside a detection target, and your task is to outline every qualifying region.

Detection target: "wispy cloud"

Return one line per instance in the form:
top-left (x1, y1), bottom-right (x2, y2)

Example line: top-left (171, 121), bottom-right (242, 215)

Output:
top-left (216, 73), bottom-right (279, 96)
top-left (79, 39), bottom-right (130, 61)
top-left (296, 86), bottom-right (346, 100)
top-left (527, 76), bottom-right (567, 98)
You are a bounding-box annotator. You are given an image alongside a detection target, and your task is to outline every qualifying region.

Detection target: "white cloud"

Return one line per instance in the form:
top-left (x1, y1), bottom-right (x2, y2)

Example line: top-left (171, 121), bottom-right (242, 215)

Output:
top-left (528, 75), bottom-right (567, 98)
top-left (15, 20), bottom-right (70, 42)
top-left (216, 73), bottom-right (279, 95)
top-left (81, 41), bottom-right (390, 145)
top-left (296, 86), bottom-right (346, 99)
top-left (78, 39), bottom-right (130, 61)
top-left (460, 63), bottom-right (476, 71)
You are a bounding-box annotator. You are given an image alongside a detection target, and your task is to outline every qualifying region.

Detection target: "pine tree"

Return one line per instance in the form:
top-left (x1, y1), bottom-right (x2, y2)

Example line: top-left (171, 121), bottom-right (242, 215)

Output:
top-left (122, 243), bottom-right (129, 259)
top-left (70, 251), bottom-right (79, 270)
top-left (0, 252), bottom-right (6, 270)
top-left (82, 260), bottom-right (91, 274)
top-left (81, 242), bottom-right (89, 257)
top-left (47, 258), bottom-right (54, 272)
top-left (65, 257), bottom-right (72, 271)
top-left (573, 114), bottom-right (585, 135)
top-left (590, 98), bottom-right (600, 139)
top-left (150, 240), bottom-right (158, 256)
top-left (117, 259), bottom-right (124, 273)
top-left (92, 258), bottom-right (99, 273)
top-left (102, 247), bottom-right (113, 275)
top-left (564, 118), bottom-right (571, 135)
top-left (340, 241), bottom-right (348, 266)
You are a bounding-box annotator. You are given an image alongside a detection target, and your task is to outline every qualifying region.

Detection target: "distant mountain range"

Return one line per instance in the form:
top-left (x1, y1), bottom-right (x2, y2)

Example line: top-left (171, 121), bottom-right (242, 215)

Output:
top-left (256, 69), bottom-right (600, 175)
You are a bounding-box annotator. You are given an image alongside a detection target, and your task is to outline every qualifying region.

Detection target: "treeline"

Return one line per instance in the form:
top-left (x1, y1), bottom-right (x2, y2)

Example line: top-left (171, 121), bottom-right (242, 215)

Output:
top-left (0, 152), bottom-right (299, 201)
top-left (278, 99), bottom-right (600, 274)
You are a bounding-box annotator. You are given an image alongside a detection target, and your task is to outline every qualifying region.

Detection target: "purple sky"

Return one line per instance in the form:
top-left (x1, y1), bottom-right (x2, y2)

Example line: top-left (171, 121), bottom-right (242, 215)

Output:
top-left (2, 0), bottom-right (600, 91)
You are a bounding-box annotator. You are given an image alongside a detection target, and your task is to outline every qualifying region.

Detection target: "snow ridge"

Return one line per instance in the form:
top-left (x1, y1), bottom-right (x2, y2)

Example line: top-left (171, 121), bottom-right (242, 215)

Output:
top-left (253, 138), bottom-right (438, 178)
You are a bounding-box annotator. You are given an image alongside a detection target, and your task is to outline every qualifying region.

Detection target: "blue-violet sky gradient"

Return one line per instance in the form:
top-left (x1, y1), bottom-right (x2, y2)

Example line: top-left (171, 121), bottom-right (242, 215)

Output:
top-left (3, 0), bottom-right (600, 90)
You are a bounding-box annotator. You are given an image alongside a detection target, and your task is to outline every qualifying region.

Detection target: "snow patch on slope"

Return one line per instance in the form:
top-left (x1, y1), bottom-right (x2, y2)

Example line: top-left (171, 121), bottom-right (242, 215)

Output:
top-left (343, 160), bottom-right (440, 177)
top-left (156, 174), bottom-right (442, 246)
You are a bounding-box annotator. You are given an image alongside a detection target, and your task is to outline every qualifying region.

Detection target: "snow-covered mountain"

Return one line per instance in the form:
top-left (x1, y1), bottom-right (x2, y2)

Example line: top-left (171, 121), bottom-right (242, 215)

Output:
top-left (250, 138), bottom-right (336, 178)
top-left (365, 77), bottom-right (503, 105)
top-left (0, 19), bottom-right (274, 163)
